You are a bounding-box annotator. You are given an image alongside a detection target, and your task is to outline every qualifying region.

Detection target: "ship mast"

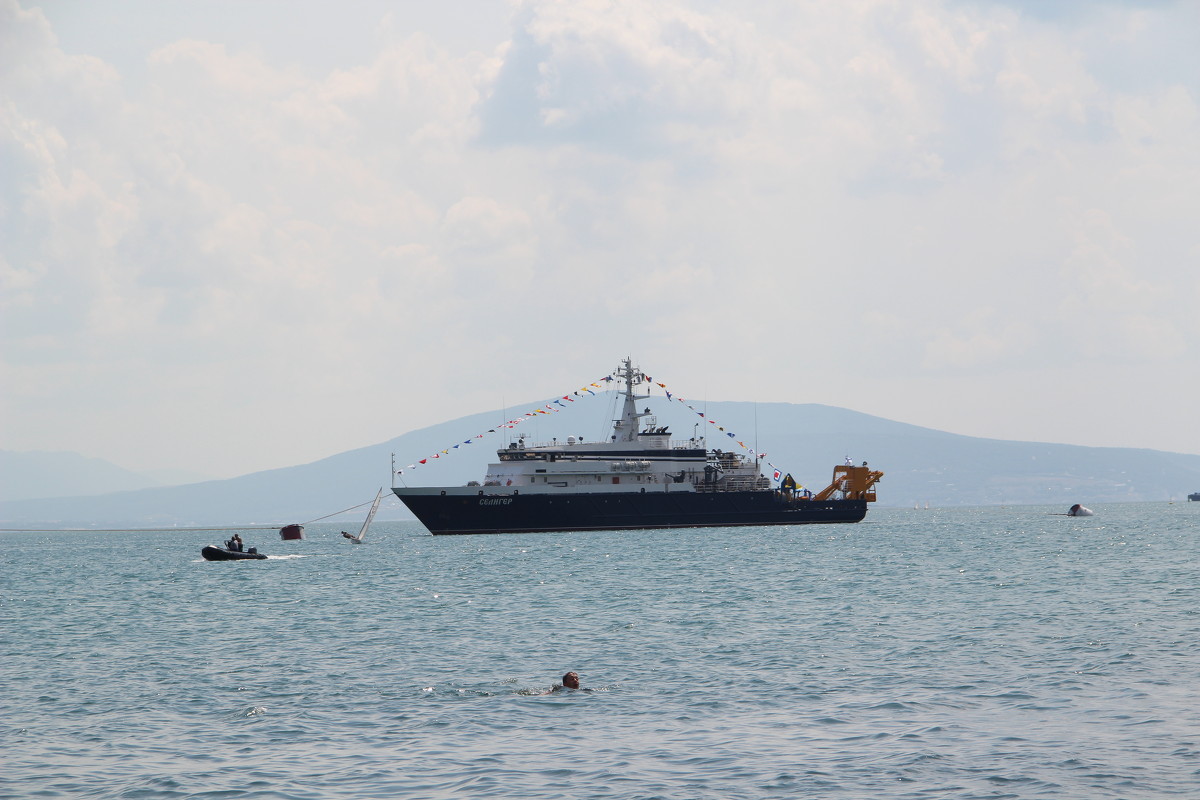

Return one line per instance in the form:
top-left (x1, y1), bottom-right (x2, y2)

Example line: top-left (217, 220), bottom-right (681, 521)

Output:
top-left (611, 357), bottom-right (648, 443)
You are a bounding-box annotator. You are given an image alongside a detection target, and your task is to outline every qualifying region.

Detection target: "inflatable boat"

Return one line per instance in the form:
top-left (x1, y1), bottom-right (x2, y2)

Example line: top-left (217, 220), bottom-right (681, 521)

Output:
top-left (202, 545), bottom-right (267, 561)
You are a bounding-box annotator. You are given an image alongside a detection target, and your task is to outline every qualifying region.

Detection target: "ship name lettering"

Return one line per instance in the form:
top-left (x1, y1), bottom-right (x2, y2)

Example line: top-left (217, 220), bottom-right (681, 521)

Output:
top-left (479, 498), bottom-right (513, 506)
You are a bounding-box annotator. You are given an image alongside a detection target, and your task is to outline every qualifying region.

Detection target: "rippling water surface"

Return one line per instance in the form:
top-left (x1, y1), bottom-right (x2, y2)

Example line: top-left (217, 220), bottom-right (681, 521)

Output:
top-left (3, 503), bottom-right (1200, 799)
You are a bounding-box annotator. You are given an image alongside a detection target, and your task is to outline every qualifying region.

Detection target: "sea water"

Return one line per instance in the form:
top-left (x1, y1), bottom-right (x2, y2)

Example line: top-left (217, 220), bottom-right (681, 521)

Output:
top-left (2, 503), bottom-right (1199, 799)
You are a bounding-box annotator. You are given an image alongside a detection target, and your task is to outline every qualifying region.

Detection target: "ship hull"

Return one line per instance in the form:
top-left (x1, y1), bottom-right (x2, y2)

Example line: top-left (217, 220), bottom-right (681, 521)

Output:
top-left (393, 489), bottom-right (868, 535)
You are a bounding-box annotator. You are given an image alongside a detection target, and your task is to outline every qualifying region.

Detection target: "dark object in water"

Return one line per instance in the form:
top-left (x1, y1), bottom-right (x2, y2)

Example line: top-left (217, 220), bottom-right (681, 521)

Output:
top-left (1189, 492), bottom-right (1200, 502)
top-left (1067, 503), bottom-right (1094, 517)
top-left (202, 545), bottom-right (267, 561)
top-left (279, 524), bottom-right (304, 540)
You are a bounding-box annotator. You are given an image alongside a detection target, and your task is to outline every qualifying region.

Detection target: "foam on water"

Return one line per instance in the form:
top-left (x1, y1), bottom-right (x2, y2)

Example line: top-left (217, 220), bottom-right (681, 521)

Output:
top-left (3, 503), bottom-right (1199, 798)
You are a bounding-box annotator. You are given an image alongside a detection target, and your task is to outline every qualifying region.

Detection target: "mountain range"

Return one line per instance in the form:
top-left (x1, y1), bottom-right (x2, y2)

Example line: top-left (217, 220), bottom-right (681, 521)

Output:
top-left (3, 400), bottom-right (1199, 529)
top-left (0, 450), bottom-right (214, 502)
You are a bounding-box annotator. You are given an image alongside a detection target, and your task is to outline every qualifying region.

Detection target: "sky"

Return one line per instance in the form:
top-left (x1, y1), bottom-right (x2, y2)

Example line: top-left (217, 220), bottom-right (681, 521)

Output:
top-left (2, 0), bottom-right (1198, 481)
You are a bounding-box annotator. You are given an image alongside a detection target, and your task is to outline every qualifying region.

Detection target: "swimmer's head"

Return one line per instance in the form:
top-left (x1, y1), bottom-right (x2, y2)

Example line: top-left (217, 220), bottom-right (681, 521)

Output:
top-left (562, 671), bottom-right (580, 689)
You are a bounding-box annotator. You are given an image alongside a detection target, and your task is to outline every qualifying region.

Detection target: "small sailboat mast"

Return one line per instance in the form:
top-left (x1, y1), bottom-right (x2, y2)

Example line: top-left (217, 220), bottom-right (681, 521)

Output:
top-left (344, 488), bottom-right (383, 544)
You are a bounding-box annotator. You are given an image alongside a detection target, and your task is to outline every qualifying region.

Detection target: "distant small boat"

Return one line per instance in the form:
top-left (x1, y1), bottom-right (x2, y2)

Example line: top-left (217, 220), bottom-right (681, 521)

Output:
top-left (202, 545), bottom-right (267, 561)
top-left (342, 488), bottom-right (383, 544)
top-left (1067, 504), bottom-right (1094, 517)
top-left (280, 524), bottom-right (304, 540)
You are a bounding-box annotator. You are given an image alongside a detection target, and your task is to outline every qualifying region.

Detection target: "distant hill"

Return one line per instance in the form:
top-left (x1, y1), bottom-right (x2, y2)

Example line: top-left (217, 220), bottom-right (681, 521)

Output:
top-left (3, 400), bottom-right (1199, 528)
top-left (141, 467), bottom-right (216, 487)
top-left (0, 450), bottom-right (164, 502)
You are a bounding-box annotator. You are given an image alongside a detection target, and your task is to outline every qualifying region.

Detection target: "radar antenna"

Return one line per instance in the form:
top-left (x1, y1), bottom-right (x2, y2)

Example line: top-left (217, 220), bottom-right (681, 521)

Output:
top-left (611, 357), bottom-right (650, 442)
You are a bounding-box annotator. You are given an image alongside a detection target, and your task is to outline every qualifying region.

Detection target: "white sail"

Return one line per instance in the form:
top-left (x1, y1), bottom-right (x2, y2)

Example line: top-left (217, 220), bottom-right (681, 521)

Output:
top-left (352, 488), bottom-right (383, 543)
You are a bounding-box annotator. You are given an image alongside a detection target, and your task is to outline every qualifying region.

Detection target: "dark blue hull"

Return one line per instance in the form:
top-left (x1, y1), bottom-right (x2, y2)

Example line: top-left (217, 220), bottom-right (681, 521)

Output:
top-left (394, 490), bottom-right (868, 535)
top-left (202, 545), bottom-right (267, 561)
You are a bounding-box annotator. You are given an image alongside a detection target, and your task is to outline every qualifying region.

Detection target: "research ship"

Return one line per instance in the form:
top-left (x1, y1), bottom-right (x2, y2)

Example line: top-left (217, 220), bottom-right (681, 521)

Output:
top-left (392, 359), bottom-right (883, 535)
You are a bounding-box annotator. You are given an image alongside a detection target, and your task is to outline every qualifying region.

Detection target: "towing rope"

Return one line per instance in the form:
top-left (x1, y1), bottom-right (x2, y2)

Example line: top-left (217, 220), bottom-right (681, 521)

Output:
top-left (301, 494), bottom-right (382, 525)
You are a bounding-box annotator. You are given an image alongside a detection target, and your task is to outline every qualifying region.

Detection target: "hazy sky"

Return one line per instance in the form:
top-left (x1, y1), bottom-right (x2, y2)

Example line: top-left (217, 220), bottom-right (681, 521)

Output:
top-left (2, 0), bottom-right (1198, 480)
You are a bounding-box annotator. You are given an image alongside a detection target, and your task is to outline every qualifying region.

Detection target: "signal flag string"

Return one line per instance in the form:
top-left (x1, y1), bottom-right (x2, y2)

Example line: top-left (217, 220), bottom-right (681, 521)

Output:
top-left (393, 370), bottom-right (799, 489)
top-left (393, 374), bottom-right (616, 478)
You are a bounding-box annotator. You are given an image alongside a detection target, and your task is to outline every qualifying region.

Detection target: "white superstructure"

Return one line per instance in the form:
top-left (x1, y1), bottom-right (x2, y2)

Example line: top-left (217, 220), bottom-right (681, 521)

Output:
top-left (466, 357), bottom-right (768, 496)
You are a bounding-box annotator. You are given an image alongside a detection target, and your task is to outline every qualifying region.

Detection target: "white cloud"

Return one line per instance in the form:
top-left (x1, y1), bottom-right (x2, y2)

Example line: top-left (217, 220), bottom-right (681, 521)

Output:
top-left (2, 0), bottom-right (1199, 477)
top-left (922, 311), bottom-right (1036, 369)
